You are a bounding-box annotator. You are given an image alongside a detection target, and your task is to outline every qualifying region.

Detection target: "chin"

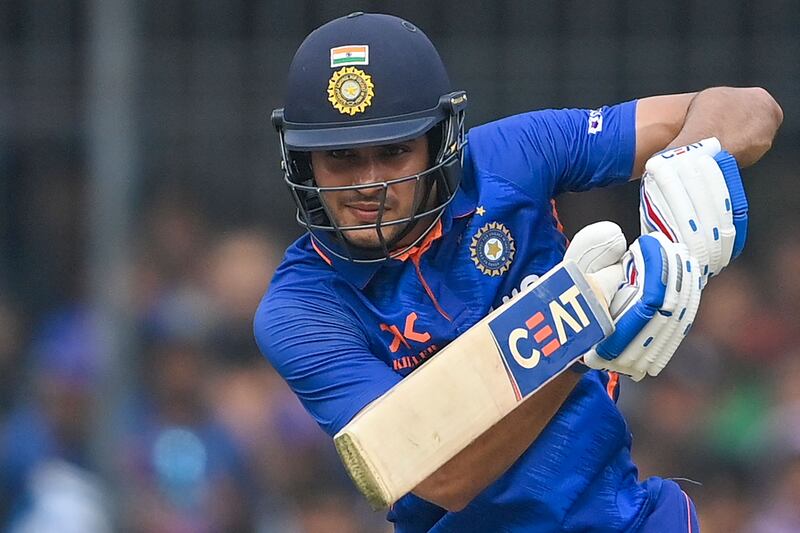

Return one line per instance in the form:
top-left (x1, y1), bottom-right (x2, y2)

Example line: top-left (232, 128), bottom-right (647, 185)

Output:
top-left (345, 231), bottom-right (390, 249)
top-left (342, 226), bottom-right (402, 250)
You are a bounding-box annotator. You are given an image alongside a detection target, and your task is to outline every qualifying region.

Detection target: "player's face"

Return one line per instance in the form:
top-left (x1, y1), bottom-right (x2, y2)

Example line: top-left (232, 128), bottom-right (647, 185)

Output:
top-left (311, 137), bottom-right (431, 249)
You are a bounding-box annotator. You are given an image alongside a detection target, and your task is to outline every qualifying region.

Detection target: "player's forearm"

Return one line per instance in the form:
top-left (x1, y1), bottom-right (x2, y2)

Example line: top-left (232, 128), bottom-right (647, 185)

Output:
top-left (668, 86), bottom-right (783, 168)
top-left (412, 370), bottom-right (581, 511)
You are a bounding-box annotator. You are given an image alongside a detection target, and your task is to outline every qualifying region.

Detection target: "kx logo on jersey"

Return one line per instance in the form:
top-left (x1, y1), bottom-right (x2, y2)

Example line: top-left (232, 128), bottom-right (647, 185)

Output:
top-left (488, 267), bottom-right (606, 399)
top-left (380, 312), bottom-right (439, 373)
top-left (380, 312), bottom-right (430, 353)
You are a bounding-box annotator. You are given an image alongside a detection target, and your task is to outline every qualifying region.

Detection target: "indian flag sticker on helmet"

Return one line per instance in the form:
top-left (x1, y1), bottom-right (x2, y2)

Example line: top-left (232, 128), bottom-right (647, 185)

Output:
top-left (330, 45), bottom-right (369, 68)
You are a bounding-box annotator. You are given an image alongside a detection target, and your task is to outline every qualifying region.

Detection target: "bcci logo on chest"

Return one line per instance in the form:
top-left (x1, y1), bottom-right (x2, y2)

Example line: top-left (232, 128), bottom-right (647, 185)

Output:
top-left (470, 221), bottom-right (515, 276)
top-left (487, 265), bottom-right (608, 400)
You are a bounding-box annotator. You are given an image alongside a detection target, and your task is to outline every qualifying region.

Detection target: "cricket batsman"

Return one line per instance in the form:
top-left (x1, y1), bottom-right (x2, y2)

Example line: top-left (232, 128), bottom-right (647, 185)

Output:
top-left (254, 12), bottom-right (782, 532)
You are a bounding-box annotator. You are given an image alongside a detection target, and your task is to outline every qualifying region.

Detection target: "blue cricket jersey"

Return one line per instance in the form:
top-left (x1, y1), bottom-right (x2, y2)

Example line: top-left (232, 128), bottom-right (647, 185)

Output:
top-left (255, 101), bottom-right (676, 531)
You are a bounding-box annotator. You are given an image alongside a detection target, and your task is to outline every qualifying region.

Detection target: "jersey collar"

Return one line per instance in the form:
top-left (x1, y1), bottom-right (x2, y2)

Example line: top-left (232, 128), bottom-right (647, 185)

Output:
top-left (310, 183), bottom-right (477, 289)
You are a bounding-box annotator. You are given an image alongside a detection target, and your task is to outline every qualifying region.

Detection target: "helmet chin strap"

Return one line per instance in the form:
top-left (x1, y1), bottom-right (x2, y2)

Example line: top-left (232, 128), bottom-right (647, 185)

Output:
top-left (390, 174), bottom-right (437, 246)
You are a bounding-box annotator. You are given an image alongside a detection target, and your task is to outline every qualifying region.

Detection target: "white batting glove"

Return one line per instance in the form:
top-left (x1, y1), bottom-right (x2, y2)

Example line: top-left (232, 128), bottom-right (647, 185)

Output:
top-left (583, 232), bottom-right (702, 381)
top-left (640, 137), bottom-right (748, 287)
top-left (563, 221), bottom-right (627, 306)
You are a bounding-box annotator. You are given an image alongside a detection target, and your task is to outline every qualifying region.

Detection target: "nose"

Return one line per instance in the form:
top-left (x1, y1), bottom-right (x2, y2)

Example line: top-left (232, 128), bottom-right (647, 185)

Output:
top-left (352, 156), bottom-right (384, 187)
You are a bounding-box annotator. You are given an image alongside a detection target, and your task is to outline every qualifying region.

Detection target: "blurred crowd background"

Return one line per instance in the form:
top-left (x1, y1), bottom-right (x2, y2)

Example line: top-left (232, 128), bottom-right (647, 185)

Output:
top-left (1, 1), bottom-right (798, 532)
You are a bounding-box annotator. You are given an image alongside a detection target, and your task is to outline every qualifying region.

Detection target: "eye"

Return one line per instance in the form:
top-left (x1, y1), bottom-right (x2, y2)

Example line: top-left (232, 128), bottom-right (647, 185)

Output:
top-left (382, 144), bottom-right (410, 157)
top-left (328, 149), bottom-right (354, 159)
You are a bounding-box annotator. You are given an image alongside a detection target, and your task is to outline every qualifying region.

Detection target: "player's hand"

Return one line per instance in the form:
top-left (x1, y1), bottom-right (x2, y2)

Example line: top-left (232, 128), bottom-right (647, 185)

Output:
top-left (639, 137), bottom-right (748, 287)
top-left (563, 220), bottom-right (627, 305)
top-left (583, 232), bottom-right (702, 381)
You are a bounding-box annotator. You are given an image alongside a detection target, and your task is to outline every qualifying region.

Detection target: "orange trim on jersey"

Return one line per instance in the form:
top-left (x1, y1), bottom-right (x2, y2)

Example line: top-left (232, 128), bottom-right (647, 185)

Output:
top-left (606, 371), bottom-right (620, 399)
top-left (310, 237), bottom-right (333, 266)
top-left (392, 220), bottom-right (443, 262)
top-left (412, 256), bottom-right (452, 322)
top-left (551, 199), bottom-right (565, 235)
top-left (389, 220), bottom-right (451, 320)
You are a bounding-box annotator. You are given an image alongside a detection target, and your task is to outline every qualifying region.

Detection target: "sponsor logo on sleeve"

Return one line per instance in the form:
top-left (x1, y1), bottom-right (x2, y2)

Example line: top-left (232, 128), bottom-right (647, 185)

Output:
top-left (587, 109), bottom-right (603, 134)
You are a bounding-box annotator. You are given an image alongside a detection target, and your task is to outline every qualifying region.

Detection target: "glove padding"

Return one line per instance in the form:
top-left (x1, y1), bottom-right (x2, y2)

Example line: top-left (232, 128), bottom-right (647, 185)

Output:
top-left (563, 220), bottom-right (627, 305)
top-left (583, 232), bottom-right (702, 381)
top-left (640, 137), bottom-right (748, 287)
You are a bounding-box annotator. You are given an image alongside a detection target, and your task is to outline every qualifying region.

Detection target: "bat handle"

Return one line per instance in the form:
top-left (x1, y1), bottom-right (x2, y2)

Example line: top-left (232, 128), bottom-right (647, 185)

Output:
top-left (585, 264), bottom-right (625, 310)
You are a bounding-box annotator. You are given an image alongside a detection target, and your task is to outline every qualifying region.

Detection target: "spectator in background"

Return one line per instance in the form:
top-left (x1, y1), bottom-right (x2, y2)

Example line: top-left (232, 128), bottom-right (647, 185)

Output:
top-left (119, 339), bottom-right (254, 533)
top-left (204, 229), bottom-right (281, 364)
top-left (134, 189), bottom-right (216, 344)
top-left (0, 307), bottom-right (111, 532)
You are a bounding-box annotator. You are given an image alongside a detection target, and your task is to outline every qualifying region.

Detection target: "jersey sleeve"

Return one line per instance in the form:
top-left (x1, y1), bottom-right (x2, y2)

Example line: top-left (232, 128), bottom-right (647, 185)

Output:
top-left (254, 284), bottom-right (401, 437)
top-left (467, 100), bottom-right (637, 197)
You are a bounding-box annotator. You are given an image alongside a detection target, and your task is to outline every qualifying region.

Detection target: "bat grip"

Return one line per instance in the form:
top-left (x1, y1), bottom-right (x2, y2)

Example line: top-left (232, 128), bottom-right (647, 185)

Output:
top-left (585, 264), bottom-right (625, 309)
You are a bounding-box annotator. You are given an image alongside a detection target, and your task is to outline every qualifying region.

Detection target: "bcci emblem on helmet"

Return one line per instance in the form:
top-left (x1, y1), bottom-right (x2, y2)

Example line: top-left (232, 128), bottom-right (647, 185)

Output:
top-left (328, 67), bottom-right (375, 116)
top-left (470, 221), bottom-right (516, 276)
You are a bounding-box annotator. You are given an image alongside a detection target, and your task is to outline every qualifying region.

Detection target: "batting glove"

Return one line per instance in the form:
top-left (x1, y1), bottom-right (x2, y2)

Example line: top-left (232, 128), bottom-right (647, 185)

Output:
top-left (640, 137), bottom-right (748, 287)
top-left (583, 232), bottom-right (702, 381)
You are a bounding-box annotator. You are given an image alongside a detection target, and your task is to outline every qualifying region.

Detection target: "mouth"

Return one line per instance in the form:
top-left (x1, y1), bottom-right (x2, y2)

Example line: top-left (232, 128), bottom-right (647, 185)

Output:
top-left (346, 202), bottom-right (389, 224)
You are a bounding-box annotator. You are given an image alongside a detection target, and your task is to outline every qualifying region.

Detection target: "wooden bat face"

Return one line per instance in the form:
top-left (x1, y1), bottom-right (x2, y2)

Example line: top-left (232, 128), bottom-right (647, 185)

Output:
top-left (335, 260), bottom-right (614, 509)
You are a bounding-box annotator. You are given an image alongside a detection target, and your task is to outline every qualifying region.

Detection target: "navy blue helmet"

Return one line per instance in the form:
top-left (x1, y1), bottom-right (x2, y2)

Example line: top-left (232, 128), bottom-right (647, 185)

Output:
top-left (272, 12), bottom-right (467, 262)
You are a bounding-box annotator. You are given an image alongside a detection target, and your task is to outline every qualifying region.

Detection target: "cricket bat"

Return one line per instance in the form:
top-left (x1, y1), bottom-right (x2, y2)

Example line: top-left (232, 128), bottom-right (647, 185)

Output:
top-left (334, 260), bottom-right (620, 510)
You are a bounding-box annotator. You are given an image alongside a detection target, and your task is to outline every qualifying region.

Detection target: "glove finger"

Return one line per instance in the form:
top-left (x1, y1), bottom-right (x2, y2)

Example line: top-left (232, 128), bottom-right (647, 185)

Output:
top-left (646, 256), bottom-right (702, 376)
top-left (639, 137), bottom-right (724, 241)
top-left (641, 255), bottom-right (700, 376)
top-left (603, 246), bottom-right (697, 379)
top-left (672, 156), bottom-right (724, 277)
top-left (639, 250), bottom-right (693, 365)
top-left (646, 166), bottom-right (711, 271)
top-left (627, 240), bottom-right (690, 376)
top-left (640, 176), bottom-right (682, 243)
top-left (616, 311), bottom-right (671, 371)
top-left (595, 235), bottom-right (669, 361)
top-left (644, 233), bottom-right (689, 312)
top-left (674, 155), bottom-right (734, 276)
